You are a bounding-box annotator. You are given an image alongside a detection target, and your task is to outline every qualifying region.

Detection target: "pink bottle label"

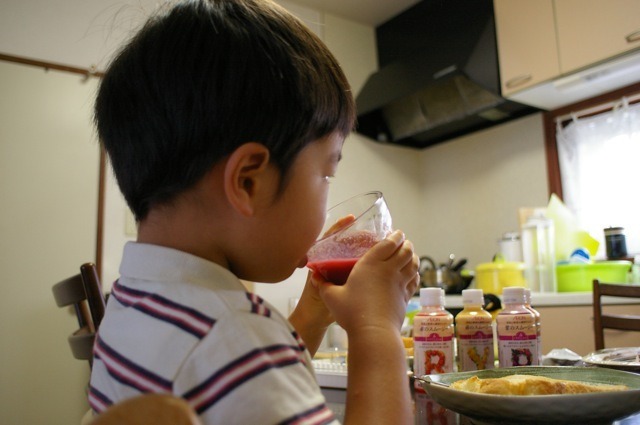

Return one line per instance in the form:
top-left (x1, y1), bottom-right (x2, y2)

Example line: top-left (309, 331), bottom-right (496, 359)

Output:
top-left (413, 314), bottom-right (454, 389)
top-left (497, 312), bottom-right (538, 367)
top-left (414, 333), bottom-right (454, 342)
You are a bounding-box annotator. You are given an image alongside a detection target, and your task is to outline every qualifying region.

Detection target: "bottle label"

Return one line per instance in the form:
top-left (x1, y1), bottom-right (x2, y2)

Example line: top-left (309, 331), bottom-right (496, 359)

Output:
top-left (413, 315), bottom-right (454, 383)
top-left (497, 313), bottom-right (538, 367)
top-left (458, 330), bottom-right (494, 371)
top-left (456, 311), bottom-right (495, 371)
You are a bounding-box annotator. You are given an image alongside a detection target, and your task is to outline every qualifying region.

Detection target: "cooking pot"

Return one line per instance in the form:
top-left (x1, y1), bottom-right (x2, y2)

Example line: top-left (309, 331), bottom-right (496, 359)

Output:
top-left (475, 259), bottom-right (526, 294)
top-left (419, 255), bottom-right (473, 294)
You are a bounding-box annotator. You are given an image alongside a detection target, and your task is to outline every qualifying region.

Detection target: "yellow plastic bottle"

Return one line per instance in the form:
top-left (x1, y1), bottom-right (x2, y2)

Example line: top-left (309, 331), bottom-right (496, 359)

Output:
top-left (455, 289), bottom-right (495, 371)
top-left (413, 288), bottom-right (454, 391)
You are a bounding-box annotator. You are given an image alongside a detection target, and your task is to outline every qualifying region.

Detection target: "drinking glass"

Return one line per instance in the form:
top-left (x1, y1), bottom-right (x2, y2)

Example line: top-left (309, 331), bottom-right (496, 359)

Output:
top-left (307, 191), bottom-right (393, 285)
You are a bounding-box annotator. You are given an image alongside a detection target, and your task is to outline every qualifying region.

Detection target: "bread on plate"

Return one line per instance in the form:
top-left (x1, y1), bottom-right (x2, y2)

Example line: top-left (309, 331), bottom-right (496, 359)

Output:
top-left (451, 374), bottom-right (628, 395)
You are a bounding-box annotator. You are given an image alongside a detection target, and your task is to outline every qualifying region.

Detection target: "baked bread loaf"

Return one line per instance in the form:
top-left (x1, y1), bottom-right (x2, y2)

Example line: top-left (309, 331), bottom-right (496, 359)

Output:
top-left (451, 374), bottom-right (628, 395)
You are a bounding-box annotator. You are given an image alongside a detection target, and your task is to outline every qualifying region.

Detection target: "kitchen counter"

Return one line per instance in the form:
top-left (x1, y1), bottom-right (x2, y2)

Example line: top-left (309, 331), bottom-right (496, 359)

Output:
top-left (438, 290), bottom-right (640, 308)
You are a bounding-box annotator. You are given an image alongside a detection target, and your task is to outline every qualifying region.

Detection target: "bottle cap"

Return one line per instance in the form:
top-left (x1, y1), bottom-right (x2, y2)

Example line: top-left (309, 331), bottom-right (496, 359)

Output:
top-left (604, 226), bottom-right (625, 236)
top-left (502, 287), bottom-right (526, 304)
top-left (524, 212), bottom-right (552, 228)
top-left (462, 289), bottom-right (484, 305)
top-left (420, 287), bottom-right (445, 306)
top-left (524, 288), bottom-right (532, 304)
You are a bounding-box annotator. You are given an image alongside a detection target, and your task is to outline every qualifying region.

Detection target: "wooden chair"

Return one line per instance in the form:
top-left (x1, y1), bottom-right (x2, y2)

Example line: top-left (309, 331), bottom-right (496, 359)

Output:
top-left (592, 279), bottom-right (640, 350)
top-left (52, 262), bottom-right (106, 367)
top-left (88, 394), bottom-right (201, 425)
top-left (80, 263), bottom-right (106, 330)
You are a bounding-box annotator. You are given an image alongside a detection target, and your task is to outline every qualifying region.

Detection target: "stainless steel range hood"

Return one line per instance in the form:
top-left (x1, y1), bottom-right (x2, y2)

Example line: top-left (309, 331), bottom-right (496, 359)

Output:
top-left (356, 0), bottom-right (537, 149)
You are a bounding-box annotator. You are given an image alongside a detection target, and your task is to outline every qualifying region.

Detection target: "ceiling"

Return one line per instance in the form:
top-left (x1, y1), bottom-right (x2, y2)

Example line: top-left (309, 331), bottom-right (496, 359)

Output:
top-left (286, 0), bottom-right (421, 26)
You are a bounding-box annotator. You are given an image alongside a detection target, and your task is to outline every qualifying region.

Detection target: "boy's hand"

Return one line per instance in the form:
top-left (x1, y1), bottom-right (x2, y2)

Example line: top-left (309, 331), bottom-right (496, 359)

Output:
top-left (288, 215), bottom-right (356, 355)
top-left (316, 230), bottom-right (419, 334)
top-left (300, 214), bottom-right (356, 323)
top-left (322, 214), bottom-right (356, 239)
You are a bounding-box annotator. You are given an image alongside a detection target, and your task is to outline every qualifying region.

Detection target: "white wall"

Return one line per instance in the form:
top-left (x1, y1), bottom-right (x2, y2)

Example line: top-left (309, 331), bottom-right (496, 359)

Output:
top-left (414, 113), bottom-right (549, 268)
top-left (0, 61), bottom-right (100, 425)
top-left (0, 0), bottom-right (158, 71)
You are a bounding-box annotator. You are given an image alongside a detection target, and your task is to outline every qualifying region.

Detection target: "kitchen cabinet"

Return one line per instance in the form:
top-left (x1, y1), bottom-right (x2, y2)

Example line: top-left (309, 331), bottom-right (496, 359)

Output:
top-left (494, 0), bottom-right (560, 95)
top-left (555, 0), bottom-right (640, 74)
top-left (494, 0), bottom-right (640, 96)
top-left (538, 303), bottom-right (640, 355)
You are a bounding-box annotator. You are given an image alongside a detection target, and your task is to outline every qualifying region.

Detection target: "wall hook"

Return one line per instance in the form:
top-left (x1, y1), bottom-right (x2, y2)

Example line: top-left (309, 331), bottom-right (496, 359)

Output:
top-left (82, 64), bottom-right (98, 82)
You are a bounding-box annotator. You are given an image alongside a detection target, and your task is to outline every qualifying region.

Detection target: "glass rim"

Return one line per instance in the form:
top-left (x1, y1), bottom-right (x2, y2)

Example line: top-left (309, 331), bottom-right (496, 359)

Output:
top-left (314, 191), bottom-right (385, 243)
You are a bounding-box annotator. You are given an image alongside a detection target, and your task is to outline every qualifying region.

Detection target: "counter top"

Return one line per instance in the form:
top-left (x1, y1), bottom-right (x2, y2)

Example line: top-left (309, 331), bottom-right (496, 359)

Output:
top-left (432, 289), bottom-right (640, 308)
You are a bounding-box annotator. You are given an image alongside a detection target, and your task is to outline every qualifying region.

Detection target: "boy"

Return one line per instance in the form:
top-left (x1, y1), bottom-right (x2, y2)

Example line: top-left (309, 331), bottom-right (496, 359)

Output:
top-left (89, 0), bottom-right (419, 424)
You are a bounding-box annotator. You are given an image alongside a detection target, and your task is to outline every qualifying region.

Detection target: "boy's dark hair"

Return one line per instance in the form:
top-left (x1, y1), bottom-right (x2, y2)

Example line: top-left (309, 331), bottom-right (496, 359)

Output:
top-left (95, 0), bottom-right (355, 221)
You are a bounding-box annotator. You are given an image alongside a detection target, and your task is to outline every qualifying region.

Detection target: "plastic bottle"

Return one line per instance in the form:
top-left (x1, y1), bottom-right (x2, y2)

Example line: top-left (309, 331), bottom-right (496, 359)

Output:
top-left (496, 287), bottom-right (538, 367)
top-left (521, 213), bottom-right (557, 292)
top-left (413, 288), bottom-right (454, 391)
top-left (455, 289), bottom-right (494, 371)
top-left (524, 288), bottom-right (542, 364)
top-left (498, 231), bottom-right (523, 262)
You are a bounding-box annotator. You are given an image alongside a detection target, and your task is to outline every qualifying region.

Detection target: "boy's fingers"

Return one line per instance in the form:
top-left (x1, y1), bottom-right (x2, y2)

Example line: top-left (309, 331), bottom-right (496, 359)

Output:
top-left (387, 229), bottom-right (406, 245)
top-left (405, 271), bottom-right (420, 301)
top-left (366, 230), bottom-right (405, 260)
top-left (323, 215), bottom-right (356, 238)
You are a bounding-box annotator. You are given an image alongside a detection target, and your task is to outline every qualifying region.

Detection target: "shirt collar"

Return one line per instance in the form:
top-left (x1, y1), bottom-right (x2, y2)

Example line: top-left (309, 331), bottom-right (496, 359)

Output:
top-left (119, 241), bottom-right (245, 293)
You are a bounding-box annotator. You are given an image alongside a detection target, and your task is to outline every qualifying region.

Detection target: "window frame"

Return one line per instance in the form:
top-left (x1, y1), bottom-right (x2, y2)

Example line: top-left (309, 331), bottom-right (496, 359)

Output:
top-left (543, 81), bottom-right (640, 200)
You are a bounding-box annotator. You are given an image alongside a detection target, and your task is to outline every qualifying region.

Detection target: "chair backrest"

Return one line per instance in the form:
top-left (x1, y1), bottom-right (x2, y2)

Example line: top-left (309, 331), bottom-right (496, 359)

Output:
top-left (592, 279), bottom-right (640, 350)
top-left (80, 263), bottom-right (106, 330)
top-left (89, 394), bottom-right (202, 425)
top-left (52, 262), bottom-right (106, 367)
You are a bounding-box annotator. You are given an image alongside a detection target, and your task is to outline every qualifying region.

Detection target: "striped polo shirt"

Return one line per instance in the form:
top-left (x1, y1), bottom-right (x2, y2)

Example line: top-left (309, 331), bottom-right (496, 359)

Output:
top-left (89, 242), bottom-right (338, 425)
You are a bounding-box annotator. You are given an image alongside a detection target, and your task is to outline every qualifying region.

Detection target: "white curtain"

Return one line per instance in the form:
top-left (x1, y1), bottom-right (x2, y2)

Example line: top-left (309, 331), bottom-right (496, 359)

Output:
top-left (556, 99), bottom-right (640, 258)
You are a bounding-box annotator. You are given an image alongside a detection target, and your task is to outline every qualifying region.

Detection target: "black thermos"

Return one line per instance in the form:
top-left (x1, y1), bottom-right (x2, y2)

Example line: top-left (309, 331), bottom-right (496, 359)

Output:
top-left (604, 227), bottom-right (628, 259)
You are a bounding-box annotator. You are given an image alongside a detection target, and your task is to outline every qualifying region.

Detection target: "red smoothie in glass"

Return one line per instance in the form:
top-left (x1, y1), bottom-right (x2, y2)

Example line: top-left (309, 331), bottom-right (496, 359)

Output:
top-left (307, 258), bottom-right (358, 285)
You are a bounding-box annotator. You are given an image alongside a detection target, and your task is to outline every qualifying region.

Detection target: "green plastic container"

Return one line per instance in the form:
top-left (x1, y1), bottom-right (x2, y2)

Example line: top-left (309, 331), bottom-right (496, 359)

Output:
top-left (556, 261), bottom-right (632, 292)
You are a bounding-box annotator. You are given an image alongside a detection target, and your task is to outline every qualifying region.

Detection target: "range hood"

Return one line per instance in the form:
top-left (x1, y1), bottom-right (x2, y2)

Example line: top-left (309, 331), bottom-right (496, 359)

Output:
top-left (356, 0), bottom-right (537, 149)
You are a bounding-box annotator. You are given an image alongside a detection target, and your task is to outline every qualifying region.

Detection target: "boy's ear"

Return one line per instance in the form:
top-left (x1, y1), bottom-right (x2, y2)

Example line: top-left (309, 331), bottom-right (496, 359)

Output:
top-left (223, 142), bottom-right (272, 216)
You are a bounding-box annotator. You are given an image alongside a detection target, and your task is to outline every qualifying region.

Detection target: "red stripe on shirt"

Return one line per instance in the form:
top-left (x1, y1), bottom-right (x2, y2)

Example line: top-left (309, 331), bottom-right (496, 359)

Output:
top-left (185, 344), bottom-right (301, 413)
top-left (94, 336), bottom-right (172, 394)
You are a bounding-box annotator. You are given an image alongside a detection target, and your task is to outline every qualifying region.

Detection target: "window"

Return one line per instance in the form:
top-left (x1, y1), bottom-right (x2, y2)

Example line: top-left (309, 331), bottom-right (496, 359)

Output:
top-left (544, 83), bottom-right (640, 259)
